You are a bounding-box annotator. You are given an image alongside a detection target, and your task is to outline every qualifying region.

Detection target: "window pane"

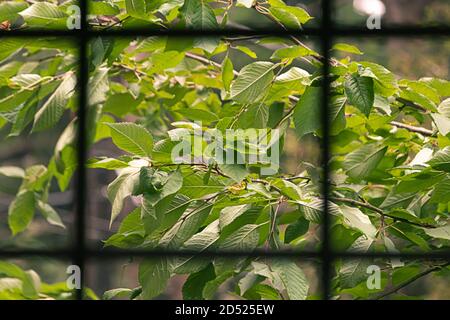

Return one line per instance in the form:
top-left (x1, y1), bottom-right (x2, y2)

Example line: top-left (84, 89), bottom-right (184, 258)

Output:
top-left (0, 37), bottom-right (78, 250)
top-left (333, 0), bottom-right (450, 27)
top-left (84, 35), bottom-right (324, 254)
top-left (328, 38), bottom-right (450, 254)
top-left (0, 257), bottom-right (76, 300)
top-left (332, 258), bottom-right (450, 300)
top-left (86, 257), bottom-right (321, 300)
top-left (86, 0), bottom-right (321, 31)
top-left (0, 0), bottom-right (80, 31)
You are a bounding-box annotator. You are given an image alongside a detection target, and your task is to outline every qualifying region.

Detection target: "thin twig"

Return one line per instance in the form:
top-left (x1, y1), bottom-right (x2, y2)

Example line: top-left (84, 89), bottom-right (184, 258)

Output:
top-left (390, 121), bottom-right (435, 136)
top-left (372, 262), bottom-right (450, 300)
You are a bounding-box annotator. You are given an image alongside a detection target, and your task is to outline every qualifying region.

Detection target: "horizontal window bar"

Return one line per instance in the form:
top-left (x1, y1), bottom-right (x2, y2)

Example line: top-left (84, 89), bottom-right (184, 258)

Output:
top-left (0, 249), bottom-right (448, 260)
top-left (0, 26), bottom-right (449, 38)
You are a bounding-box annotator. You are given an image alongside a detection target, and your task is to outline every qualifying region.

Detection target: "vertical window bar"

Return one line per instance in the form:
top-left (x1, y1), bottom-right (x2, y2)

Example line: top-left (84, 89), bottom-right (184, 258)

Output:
top-left (75, 0), bottom-right (88, 301)
top-left (321, 0), bottom-right (333, 300)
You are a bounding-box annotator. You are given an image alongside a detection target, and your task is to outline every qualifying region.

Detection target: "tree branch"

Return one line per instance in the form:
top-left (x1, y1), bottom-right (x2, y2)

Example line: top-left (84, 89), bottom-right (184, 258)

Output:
top-left (185, 53), bottom-right (435, 137)
top-left (330, 197), bottom-right (436, 228)
top-left (390, 121), bottom-right (435, 136)
top-left (253, 3), bottom-right (325, 65)
top-left (372, 262), bottom-right (450, 300)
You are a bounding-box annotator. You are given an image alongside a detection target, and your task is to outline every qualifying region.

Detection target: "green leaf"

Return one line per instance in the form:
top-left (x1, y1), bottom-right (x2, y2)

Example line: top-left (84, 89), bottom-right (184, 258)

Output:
top-left (345, 74), bottom-right (374, 117)
top-left (421, 78), bottom-right (450, 96)
top-left (149, 51), bottom-right (185, 74)
top-left (392, 266), bottom-right (421, 286)
top-left (222, 56), bottom-right (234, 92)
top-left (103, 288), bottom-right (133, 300)
top-left (430, 178), bottom-right (450, 203)
top-left (86, 157), bottom-right (129, 170)
top-left (0, 261), bottom-right (39, 299)
top-left (217, 163), bottom-right (248, 183)
top-left (107, 167), bottom-right (140, 226)
top-left (202, 271), bottom-right (233, 299)
top-left (380, 191), bottom-right (415, 209)
top-left (105, 122), bottom-right (154, 157)
top-left (297, 199), bottom-right (323, 223)
top-left (8, 190), bottom-right (35, 235)
top-left (19, 2), bottom-right (67, 27)
top-left (360, 61), bottom-right (398, 96)
top-left (176, 108), bottom-right (219, 123)
top-left (428, 147), bottom-right (450, 172)
top-left (135, 37), bottom-right (167, 52)
top-left (179, 173), bottom-right (224, 198)
top-left (284, 217), bottom-right (309, 243)
top-left (182, 264), bottom-right (216, 300)
top-left (343, 144), bottom-right (387, 180)
top-left (0, 1), bottom-right (28, 23)
top-left (235, 46), bottom-right (257, 58)
top-left (89, 1), bottom-right (120, 15)
top-left (339, 205), bottom-right (377, 239)
top-left (174, 221), bottom-right (220, 274)
top-left (181, 0), bottom-right (219, 52)
top-left (293, 85), bottom-right (322, 137)
top-left (104, 208), bottom-right (145, 248)
top-left (431, 113), bottom-right (450, 136)
top-left (138, 258), bottom-right (171, 299)
top-left (182, 0), bottom-right (218, 30)
top-left (0, 261), bottom-right (26, 279)
top-left (230, 62), bottom-right (276, 104)
top-left (0, 39), bottom-right (23, 62)
top-left (125, 0), bottom-right (148, 19)
top-left (339, 236), bottom-right (374, 288)
top-left (332, 43), bottom-right (363, 55)
top-left (141, 169), bottom-right (183, 204)
top-left (104, 93), bottom-right (142, 117)
top-left (275, 67), bottom-right (310, 84)
top-left (271, 46), bottom-right (315, 60)
top-left (88, 67), bottom-right (109, 106)
top-left (275, 180), bottom-right (303, 201)
top-left (37, 201), bottom-right (65, 229)
top-left (271, 259), bottom-right (309, 300)
top-left (233, 103), bottom-right (269, 129)
top-left (159, 204), bottom-right (213, 249)
top-left (396, 171), bottom-right (445, 193)
top-left (423, 225), bottom-right (450, 240)
top-left (219, 204), bottom-right (250, 230)
top-left (219, 224), bottom-right (260, 251)
top-left (406, 80), bottom-right (440, 104)
top-left (141, 171), bottom-right (183, 235)
top-left (269, 4), bottom-right (311, 29)
top-left (32, 73), bottom-right (76, 132)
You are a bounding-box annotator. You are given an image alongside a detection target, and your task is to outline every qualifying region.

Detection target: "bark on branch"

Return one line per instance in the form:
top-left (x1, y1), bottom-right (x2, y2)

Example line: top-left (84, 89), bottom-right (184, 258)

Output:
top-left (330, 197), bottom-right (436, 228)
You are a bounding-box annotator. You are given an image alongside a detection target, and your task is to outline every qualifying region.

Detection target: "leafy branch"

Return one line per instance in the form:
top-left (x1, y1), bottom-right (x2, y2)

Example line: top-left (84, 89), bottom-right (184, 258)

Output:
top-left (372, 262), bottom-right (450, 300)
top-left (330, 197), bottom-right (437, 229)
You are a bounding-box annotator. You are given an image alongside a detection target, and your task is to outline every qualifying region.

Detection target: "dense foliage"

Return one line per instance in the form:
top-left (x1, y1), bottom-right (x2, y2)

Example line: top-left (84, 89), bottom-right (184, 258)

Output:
top-left (0, 0), bottom-right (449, 300)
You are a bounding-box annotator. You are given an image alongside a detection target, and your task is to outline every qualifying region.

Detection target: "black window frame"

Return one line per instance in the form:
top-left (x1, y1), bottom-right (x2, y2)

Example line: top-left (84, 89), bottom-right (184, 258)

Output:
top-left (0, 0), bottom-right (450, 300)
